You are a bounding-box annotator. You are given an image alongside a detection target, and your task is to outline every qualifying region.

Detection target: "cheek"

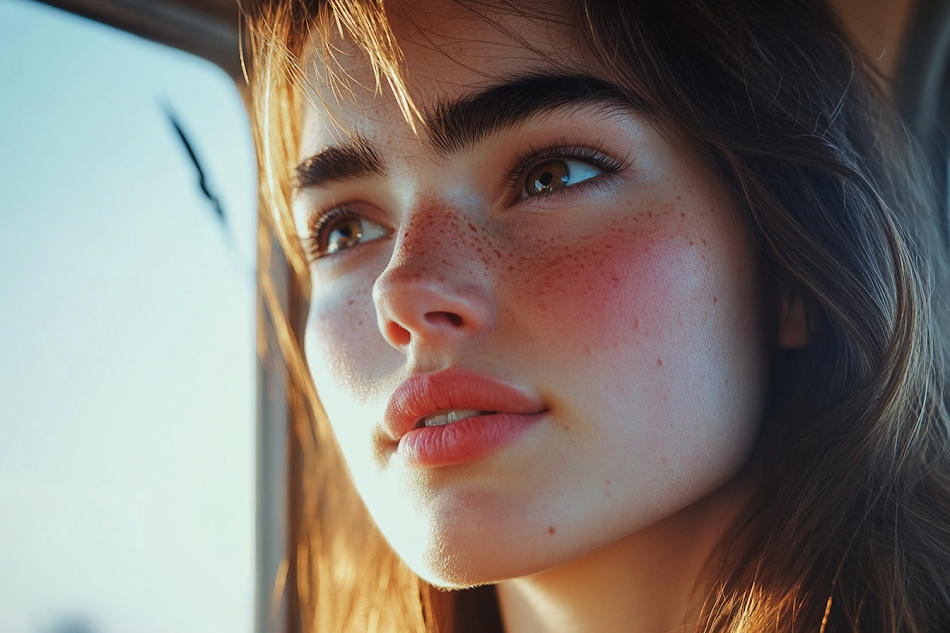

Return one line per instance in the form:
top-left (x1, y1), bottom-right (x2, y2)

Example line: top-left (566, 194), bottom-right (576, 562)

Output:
top-left (305, 279), bottom-right (390, 404)
top-left (304, 280), bottom-right (400, 490)
top-left (496, 201), bottom-right (765, 470)
top-left (504, 209), bottom-right (718, 352)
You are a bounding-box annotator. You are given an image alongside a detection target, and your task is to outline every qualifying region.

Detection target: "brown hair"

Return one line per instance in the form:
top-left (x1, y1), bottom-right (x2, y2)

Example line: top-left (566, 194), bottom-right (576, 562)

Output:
top-left (240, 1), bottom-right (950, 631)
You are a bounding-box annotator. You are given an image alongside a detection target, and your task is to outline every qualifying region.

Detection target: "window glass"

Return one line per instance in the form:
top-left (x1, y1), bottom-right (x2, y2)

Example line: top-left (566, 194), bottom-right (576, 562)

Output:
top-left (0, 2), bottom-right (256, 632)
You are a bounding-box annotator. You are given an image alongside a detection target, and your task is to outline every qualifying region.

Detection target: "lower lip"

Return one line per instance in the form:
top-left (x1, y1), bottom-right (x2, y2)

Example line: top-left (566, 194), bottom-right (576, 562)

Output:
top-left (397, 412), bottom-right (545, 468)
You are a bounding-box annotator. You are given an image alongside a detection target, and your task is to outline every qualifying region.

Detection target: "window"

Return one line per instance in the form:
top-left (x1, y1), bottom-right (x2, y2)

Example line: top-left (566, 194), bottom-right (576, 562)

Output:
top-left (0, 2), bottom-right (255, 631)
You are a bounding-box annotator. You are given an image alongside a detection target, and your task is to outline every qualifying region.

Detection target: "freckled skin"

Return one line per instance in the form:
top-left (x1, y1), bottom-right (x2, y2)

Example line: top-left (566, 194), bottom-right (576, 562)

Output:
top-left (295, 0), bottom-right (770, 595)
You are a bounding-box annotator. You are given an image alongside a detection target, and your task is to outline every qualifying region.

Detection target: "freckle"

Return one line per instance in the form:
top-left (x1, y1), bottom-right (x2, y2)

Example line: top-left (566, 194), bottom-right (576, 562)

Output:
top-left (611, 277), bottom-right (619, 283)
top-left (701, 237), bottom-right (707, 245)
top-left (494, 249), bottom-right (502, 258)
top-left (725, 379), bottom-right (730, 386)
top-left (681, 212), bottom-right (685, 218)
top-left (358, 320), bottom-right (364, 326)
top-left (634, 318), bottom-right (639, 329)
top-left (508, 265), bottom-right (514, 271)
top-left (348, 300), bottom-right (354, 305)
top-left (657, 358), bottom-right (663, 367)
top-left (548, 526), bottom-right (556, 535)
top-left (713, 296), bottom-right (718, 303)
top-left (467, 222), bottom-right (478, 232)
top-left (689, 241), bottom-right (694, 246)
top-left (606, 479), bottom-right (610, 485)
top-left (677, 196), bottom-right (681, 200)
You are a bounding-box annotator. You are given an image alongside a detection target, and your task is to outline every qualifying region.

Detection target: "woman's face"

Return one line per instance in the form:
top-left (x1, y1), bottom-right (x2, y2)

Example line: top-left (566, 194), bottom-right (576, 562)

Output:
top-left (294, 0), bottom-right (770, 587)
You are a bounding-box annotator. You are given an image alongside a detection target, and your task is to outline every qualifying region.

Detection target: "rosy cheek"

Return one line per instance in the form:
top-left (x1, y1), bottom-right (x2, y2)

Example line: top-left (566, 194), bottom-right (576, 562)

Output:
top-left (500, 206), bottom-right (718, 355)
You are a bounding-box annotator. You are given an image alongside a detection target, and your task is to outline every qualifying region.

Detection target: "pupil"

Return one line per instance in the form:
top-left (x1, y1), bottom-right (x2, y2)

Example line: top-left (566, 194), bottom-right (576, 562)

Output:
top-left (527, 160), bottom-right (571, 195)
top-left (327, 219), bottom-right (362, 253)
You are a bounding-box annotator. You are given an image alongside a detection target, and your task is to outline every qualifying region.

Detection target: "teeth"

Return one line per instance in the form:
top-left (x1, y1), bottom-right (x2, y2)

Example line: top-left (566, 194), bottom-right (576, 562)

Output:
top-left (423, 409), bottom-right (484, 427)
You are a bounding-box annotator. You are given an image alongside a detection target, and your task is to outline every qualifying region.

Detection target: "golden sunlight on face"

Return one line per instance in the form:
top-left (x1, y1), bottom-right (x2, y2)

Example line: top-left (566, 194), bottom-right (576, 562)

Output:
top-left (293, 0), bottom-right (769, 588)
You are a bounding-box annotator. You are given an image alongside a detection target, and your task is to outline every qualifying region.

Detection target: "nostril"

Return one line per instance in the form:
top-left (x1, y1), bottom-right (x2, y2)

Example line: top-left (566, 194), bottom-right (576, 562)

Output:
top-left (425, 311), bottom-right (465, 328)
top-left (386, 322), bottom-right (412, 347)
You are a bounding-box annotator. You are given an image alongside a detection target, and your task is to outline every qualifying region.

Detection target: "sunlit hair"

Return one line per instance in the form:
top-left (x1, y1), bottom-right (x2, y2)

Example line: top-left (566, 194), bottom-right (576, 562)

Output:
top-left (240, 1), bottom-right (950, 631)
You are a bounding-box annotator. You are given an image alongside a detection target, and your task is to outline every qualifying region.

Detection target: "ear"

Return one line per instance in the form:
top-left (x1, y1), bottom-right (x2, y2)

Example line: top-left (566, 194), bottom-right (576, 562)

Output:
top-left (777, 290), bottom-right (814, 349)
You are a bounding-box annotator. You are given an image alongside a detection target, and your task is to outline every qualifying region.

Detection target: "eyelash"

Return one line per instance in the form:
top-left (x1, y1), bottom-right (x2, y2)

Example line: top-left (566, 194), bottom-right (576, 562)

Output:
top-left (503, 143), bottom-right (627, 196)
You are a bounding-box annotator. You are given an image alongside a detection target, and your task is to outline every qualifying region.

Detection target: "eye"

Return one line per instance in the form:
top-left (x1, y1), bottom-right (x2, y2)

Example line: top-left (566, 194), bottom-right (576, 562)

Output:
top-left (522, 159), bottom-right (602, 198)
top-left (308, 209), bottom-right (389, 259)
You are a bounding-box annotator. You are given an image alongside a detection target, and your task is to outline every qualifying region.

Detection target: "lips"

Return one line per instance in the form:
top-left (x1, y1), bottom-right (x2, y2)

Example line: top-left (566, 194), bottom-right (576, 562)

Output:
top-left (383, 369), bottom-right (547, 467)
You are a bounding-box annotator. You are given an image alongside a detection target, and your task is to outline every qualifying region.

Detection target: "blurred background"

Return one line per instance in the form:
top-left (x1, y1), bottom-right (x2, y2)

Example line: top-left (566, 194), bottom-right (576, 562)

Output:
top-left (0, 0), bottom-right (257, 631)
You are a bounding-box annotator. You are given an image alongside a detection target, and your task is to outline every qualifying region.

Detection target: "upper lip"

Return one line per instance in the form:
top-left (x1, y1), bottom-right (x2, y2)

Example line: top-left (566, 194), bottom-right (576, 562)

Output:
top-left (383, 368), bottom-right (546, 441)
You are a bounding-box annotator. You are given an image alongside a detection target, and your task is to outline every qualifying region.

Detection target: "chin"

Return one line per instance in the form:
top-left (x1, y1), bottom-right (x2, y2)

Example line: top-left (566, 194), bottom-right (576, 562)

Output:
top-left (380, 512), bottom-right (541, 589)
top-left (389, 514), bottom-right (590, 590)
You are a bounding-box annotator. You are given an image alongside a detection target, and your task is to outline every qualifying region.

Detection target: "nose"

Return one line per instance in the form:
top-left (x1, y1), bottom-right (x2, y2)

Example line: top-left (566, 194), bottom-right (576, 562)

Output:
top-left (372, 211), bottom-right (494, 353)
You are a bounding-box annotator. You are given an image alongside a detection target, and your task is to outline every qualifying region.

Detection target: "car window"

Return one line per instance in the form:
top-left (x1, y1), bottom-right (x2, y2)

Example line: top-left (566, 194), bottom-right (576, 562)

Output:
top-left (0, 1), bottom-right (255, 632)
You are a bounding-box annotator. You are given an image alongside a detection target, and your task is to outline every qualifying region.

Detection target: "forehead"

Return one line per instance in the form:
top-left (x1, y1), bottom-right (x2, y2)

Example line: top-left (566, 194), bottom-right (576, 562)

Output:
top-left (301, 0), bottom-right (596, 141)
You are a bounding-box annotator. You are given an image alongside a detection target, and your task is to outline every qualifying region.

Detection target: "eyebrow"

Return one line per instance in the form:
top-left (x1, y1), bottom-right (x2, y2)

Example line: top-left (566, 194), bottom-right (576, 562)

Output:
top-left (295, 135), bottom-right (383, 190)
top-left (424, 72), bottom-right (648, 155)
top-left (294, 73), bottom-right (647, 190)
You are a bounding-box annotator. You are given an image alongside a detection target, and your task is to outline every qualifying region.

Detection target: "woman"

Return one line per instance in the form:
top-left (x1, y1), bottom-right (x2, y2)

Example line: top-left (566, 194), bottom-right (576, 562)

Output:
top-left (241, 0), bottom-right (950, 631)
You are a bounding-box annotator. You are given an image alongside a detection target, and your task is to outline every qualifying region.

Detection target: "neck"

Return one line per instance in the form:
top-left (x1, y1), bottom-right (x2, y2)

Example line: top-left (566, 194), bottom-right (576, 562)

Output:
top-left (495, 474), bottom-right (755, 633)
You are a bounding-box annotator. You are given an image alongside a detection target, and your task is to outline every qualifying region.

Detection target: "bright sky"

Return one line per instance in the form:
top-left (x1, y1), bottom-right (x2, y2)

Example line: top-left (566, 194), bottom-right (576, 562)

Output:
top-left (0, 1), bottom-right (257, 632)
